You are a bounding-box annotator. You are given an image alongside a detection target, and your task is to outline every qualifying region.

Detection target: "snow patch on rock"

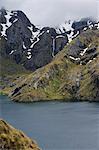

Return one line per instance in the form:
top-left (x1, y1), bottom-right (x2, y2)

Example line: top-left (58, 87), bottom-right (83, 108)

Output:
top-left (1, 10), bottom-right (13, 36)
top-left (23, 42), bottom-right (27, 49)
top-left (9, 50), bottom-right (16, 55)
top-left (69, 56), bottom-right (80, 61)
top-left (27, 50), bottom-right (32, 59)
top-left (30, 31), bottom-right (44, 49)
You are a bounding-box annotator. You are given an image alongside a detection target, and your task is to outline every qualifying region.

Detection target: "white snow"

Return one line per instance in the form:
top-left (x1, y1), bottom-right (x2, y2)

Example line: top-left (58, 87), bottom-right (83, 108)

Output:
top-left (9, 50), bottom-right (14, 55)
top-left (55, 19), bottom-right (99, 45)
top-left (30, 38), bottom-right (34, 43)
top-left (28, 25), bottom-right (41, 48)
top-left (30, 38), bottom-right (40, 48)
top-left (87, 60), bottom-right (92, 64)
top-left (47, 30), bottom-right (50, 33)
top-left (93, 58), bottom-right (96, 60)
top-left (58, 20), bottom-right (74, 34)
top-left (80, 44), bottom-right (91, 56)
top-left (87, 20), bottom-right (92, 26)
top-left (30, 31), bottom-right (44, 49)
top-left (33, 30), bottom-right (40, 38)
top-left (27, 55), bottom-right (32, 59)
top-left (80, 47), bottom-right (88, 56)
top-left (27, 49), bottom-right (31, 52)
top-left (56, 19), bottom-right (79, 44)
top-left (9, 50), bottom-right (16, 55)
top-left (13, 18), bottom-right (18, 23)
top-left (27, 51), bottom-right (32, 59)
top-left (89, 24), bottom-right (94, 29)
top-left (69, 56), bottom-right (80, 61)
top-left (56, 20), bottom-right (75, 43)
top-left (55, 27), bottom-right (61, 34)
top-left (12, 11), bottom-right (18, 16)
top-left (87, 57), bottom-right (96, 64)
top-left (1, 10), bottom-right (12, 36)
top-left (28, 26), bottom-right (40, 39)
top-left (6, 11), bottom-right (12, 27)
top-left (27, 52), bottom-right (31, 55)
top-left (67, 31), bottom-right (74, 43)
top-left (23, 42), bottom-right (26, 49)
top-left (67, 31), bottom-right (79, 43)
top-left (56, 35), bottom-right (65, 38)
top-left (28, 26), bottom-right (33, 31)
top-left (83, 27), bottom-right (87, 31)
top-left (72, 31), bottom-right (80, 39)
top-left (1, 24), bottom-right (8, 36)
top-left (97, 22), bottom-right (99, 29)
top-left (62, 20), bottom-right (74, 32)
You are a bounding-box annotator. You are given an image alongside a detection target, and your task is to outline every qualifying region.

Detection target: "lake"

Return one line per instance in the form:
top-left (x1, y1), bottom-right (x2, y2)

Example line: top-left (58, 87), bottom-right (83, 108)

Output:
top-left (0, 95), bottom-right (99, 150)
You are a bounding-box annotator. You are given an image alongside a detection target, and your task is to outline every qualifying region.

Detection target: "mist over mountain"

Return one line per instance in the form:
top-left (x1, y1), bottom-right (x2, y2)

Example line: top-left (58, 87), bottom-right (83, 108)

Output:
top-left (0, 8), bottom-right (98, 71)
top-left (0, 0), bottom-right (98, 27)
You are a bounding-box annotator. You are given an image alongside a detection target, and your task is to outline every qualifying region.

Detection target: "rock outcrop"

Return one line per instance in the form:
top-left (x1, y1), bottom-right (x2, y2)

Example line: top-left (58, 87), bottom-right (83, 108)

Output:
top-left (0, 119), bottom-right (41, 150)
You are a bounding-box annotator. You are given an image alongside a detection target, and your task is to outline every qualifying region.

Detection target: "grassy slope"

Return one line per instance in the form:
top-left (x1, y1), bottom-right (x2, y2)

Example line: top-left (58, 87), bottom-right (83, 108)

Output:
top-left (0, 119), bottom-right (40, 150)
top-left (1, 30), bottom-right (99, 102)
top-left (0, 55), bottom-right (31, 95)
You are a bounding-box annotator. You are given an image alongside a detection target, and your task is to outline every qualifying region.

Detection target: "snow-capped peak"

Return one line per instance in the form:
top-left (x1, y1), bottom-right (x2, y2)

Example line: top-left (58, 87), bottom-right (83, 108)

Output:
top-left (60, 20), bottom-right (74, 33)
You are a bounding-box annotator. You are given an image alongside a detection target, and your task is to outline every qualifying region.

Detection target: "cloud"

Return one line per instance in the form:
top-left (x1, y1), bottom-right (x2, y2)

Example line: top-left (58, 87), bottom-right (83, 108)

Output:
top-left (0, 0), bottom-right (98, 27)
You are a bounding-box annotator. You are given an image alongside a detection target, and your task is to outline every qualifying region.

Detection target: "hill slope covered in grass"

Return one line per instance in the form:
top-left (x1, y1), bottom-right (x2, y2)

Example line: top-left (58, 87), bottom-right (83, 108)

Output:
top-left (1, 29), bottom-right (98, 102)
top-left (0, 119), bottom-right (40, 150)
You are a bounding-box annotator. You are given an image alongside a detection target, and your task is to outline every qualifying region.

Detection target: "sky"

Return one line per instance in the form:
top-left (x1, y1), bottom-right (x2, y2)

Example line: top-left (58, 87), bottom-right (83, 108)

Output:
top-left (0, 0), bottom-right (99, 27)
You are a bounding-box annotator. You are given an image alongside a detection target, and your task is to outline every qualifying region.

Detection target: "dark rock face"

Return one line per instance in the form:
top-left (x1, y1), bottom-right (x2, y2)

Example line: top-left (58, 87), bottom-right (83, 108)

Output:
top-left (0, 9), bottom-right (69, 71)
top-left (72, 18), bottom-right (97, 31)
top-left (72, 20), bottom-right (87, 30)
top-left (66, 30), bottom-right (99, 65)
top-left (55, 36), bottom-right (68, 53)
top-left (0, 9), bottom-right (98, 71)
top-left (31, 34), bottom-right (52, 69)
top-left (67, 44), bottom-right (82, 58)
top-left (0, 8), bottom-right (7, 24)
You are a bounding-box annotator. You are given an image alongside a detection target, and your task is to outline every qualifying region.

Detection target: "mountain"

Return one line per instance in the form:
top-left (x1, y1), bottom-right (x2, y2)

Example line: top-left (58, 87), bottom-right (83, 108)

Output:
top-left (0, 8), bottom-right (68, 70)
top-left (0, 119), bottom-right (41, 150)
top-left (0, 8), bottom-right (99, 102)
top-left (0, 8), bottom-right (98, 71)
top-left (3, 29), bottom-right (98, 102)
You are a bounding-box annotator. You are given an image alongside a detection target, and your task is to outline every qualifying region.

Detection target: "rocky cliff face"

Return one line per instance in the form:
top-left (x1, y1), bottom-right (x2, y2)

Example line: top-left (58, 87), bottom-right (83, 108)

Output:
top-left (0, 119), bottom-right (40, 150)
top-left (0, 8), bottom-right (98, 71)
top-left (0, 8), bottom-right (68, 70)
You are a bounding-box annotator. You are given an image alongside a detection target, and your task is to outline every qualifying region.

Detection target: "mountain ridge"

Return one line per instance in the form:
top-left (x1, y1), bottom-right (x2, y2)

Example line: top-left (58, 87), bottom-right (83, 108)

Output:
top-left (0, 9), bottom-right (99, 102)
top-left (0, 8), bottom-right (99, 70)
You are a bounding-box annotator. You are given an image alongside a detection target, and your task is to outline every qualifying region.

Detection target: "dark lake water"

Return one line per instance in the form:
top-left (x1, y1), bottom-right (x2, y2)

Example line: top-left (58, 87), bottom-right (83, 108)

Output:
top-left (0, 95), bottom-right (99, 150)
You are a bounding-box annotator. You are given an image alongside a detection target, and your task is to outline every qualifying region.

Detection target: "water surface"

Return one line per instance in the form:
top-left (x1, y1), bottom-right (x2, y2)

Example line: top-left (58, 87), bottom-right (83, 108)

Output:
top-left (0, 95), bottom-right (99, 150)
